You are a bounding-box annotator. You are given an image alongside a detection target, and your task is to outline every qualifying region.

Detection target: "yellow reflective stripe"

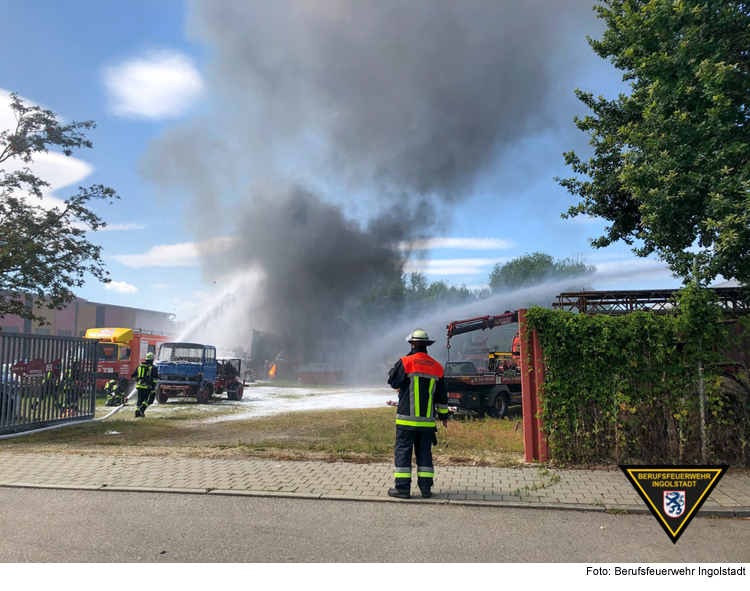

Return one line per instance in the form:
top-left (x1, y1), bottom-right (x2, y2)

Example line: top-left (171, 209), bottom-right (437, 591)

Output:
top-left (427, 378), bottom-right (434, 418)
top-left (437, 407), bottom-right (449, 415)
top-left (394, 472), bottom-right (412, 478)
top-left (396, 418), bottom-right (436, 427)
top-left (417, 471), bottom-right (434, 478)
top-left (414, 376), bottom-right (420, 417)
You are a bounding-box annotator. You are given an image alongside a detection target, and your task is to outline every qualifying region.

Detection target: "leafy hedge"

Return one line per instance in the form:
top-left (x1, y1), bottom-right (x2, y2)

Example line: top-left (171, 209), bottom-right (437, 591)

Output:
top-left (525, 285), bottom-right (749, 466)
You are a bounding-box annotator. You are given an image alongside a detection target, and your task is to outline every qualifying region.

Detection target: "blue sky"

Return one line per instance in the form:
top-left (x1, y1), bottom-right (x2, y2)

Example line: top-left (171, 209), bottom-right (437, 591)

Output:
top-left (0, 1), bottom-right (685, 321)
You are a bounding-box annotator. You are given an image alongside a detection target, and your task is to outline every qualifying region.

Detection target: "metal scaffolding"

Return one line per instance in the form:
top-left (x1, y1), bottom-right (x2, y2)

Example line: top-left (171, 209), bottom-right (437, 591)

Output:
top-left (553, 287), bottom-right (749, 315)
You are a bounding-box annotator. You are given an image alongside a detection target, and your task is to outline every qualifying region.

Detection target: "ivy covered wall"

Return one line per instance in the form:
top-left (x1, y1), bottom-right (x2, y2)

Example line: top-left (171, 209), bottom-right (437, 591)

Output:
top-left (526, 285), bottom-right (749, 466)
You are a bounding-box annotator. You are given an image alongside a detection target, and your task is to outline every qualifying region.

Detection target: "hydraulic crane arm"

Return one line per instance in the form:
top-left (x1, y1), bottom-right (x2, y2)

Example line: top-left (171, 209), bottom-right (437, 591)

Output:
top-left (446, 311), bottom-right (518, 347)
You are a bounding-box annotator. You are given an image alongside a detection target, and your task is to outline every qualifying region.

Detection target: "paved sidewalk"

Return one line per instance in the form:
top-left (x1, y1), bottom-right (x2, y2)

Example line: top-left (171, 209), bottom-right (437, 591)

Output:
top-left (0, 452), bottom-right (748, 517)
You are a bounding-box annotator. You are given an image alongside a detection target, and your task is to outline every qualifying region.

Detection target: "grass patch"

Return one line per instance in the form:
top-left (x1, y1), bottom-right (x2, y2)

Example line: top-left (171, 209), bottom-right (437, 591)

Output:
top-left (0, 405), bottom-right (524, 466)
top-left (436, 417), bottom-right (524, 466)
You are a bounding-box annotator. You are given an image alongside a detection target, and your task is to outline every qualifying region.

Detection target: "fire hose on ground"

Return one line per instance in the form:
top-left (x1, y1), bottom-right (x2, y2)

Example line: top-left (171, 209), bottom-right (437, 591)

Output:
top-left (0, 385), bottom-right (140, 441)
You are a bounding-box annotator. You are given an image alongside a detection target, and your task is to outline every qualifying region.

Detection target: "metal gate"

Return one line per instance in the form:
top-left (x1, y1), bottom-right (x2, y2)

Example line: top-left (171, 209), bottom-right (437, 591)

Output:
top-left (0, 333), bottom-right (98, 436)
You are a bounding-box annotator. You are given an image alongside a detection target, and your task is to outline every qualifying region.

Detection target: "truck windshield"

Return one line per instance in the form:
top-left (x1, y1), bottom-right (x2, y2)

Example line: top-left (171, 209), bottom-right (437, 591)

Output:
top-left (97, 344), bottom-right (119, 361)
top-left (159, 345), bottom-right (203, 363)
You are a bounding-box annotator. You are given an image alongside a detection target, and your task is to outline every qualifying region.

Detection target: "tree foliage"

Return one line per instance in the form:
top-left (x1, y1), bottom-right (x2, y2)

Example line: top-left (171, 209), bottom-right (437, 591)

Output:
top-left (488, 252), bottom-right (594, 293)
top-left (0, 93), bottom-right (118, 324)
top-left (559, 0), bottom-right (750, 284)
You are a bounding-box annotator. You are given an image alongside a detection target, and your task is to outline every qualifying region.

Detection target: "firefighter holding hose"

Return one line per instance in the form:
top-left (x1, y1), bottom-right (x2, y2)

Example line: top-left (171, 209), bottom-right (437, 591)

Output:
top-left (131, 353), bottom-right (158, 418)
top-left (387, 329), bottom-right (449, 499)
top-left (104, 379), bottom-right (126, 406)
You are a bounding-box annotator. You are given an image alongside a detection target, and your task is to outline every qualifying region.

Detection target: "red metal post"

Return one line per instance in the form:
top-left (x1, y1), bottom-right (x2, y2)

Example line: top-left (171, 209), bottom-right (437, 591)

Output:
top-left (518, 309), bottom-right (548, 463)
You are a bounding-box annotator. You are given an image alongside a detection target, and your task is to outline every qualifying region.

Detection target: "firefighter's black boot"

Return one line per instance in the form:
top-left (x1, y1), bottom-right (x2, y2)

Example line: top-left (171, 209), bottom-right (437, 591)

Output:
top-left (135, 409), bottom-right (144, 418)
top-left (419, 488), bottom-right (432, 498)
top-left (388, 488), bottom-right (410, 499)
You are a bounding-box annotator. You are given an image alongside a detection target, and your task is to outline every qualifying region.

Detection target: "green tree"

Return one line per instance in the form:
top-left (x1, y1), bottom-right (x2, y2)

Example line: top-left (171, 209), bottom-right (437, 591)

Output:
top-left (558, 0), bottom-right (750, 284)
top-left (488, 252), bottom-right (594, 292)
top-left (0, 93), bottom-right (118, 324)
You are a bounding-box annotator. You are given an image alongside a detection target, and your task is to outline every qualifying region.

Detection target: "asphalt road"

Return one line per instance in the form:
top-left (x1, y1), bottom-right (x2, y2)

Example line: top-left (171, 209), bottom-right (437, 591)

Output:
top-left (0, 487), bottom-right (748, 563)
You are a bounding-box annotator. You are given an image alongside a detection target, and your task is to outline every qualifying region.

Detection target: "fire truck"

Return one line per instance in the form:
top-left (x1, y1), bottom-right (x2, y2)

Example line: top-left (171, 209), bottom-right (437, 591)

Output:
top-left (444, 311), bottom-right (522, 418)
top-left (84, 328), bottom-right (172, 392)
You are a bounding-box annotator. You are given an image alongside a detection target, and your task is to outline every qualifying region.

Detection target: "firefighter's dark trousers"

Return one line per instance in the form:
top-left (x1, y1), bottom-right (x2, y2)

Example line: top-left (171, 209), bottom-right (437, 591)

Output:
top-left (393, 427), bottom-right (435, 492)
top-left (136, 387), bottom-right (156, 414)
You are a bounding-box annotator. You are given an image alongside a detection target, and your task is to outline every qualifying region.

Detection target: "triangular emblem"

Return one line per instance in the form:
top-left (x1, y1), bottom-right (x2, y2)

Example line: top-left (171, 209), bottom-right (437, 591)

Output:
top-left (620, 465), bottom-right (728, 544)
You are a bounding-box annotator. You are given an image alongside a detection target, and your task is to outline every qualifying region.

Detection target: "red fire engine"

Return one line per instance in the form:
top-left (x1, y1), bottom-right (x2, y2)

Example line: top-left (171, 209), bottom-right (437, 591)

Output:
top-left (84, 328), bottom-right (172, 391)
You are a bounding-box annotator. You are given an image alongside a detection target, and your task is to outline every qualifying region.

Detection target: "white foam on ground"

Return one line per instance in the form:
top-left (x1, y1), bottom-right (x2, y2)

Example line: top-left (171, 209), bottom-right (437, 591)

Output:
top-left (143, 385), bottom-right (394, 422)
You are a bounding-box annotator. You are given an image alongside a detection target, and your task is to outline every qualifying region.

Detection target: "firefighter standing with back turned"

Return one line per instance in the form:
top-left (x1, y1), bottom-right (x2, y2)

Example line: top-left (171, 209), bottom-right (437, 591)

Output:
top-left (387, 329), bottom-right (449, 499)
top-left (131, 352), bottom-right (158, 418)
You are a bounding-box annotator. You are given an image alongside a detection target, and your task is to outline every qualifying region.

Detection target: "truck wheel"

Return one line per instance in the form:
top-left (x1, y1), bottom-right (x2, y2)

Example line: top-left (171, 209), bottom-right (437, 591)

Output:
top-left (491, 392), bottom-right (509, 419)
top-left (156, 387), bottom-right (169, 404)
top-left (227, 383), bottom-right (243, 401)
top-left (196, 382), bottom-right (213, 404)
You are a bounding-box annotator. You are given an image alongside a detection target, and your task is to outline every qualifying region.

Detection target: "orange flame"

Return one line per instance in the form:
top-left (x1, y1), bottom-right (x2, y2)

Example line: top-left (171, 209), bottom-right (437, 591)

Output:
top-left (269, 364), bottom-right (277, 378)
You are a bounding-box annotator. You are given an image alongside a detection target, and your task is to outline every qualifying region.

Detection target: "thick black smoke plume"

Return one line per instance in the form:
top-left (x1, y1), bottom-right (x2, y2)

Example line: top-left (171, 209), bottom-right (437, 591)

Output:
top-left (144, 0), bottom-right (599, 356)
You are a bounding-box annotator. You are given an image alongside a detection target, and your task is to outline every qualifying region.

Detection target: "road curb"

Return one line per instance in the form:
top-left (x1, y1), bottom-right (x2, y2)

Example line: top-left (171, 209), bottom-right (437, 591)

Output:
top-left (101, 486), bottom-right (208, 495)
top-left (1, 483), bottom-right (748, 517)
top-left (208, 489), bottom-right (322, 500)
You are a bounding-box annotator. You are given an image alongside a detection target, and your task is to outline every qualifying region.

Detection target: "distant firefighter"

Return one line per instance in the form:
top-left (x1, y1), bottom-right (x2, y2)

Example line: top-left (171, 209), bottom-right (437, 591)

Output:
top-left (104, 379), bottom-right (127, 406)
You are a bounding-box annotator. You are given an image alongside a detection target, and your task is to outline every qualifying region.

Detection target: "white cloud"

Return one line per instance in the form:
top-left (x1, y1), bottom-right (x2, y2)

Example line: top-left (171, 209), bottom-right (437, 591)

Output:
top-left (103, 50), bottom-right (204, 120)
top-left (567, 215), bottom-right (606, 225)
top-left (105, 281), bottom-right (139, 294)
top-left (98, 222), bottom-right (148, 232)
top-left (111, 237), bottom-right (236, 268)
top-left (399, 237), bottom-right (515, 251)
top-left (590, 258), bottom-right (676, 287)
top-left (1, 88), bottom-right (95, 209)
top-left (594, 259), bottom-right (670, 276)
top-left (405, 257), bottom-right (507, 276)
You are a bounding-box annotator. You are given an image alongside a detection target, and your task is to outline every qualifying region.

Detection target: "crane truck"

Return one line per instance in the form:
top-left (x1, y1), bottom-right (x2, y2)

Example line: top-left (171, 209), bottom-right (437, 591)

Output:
top-left (444, 311), bottom-right (521, 418)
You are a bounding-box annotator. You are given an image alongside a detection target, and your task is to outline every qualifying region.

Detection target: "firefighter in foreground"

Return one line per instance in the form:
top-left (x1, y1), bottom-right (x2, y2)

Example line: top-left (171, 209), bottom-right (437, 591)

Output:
top-left (387, 329), bottom-right (449, 499)
top-left (131, 353), bottom-right (158, 418)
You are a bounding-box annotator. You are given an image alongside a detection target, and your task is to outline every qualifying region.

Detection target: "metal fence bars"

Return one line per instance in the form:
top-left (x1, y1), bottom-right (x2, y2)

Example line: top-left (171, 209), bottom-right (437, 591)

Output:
top-left (0, 333), bottom-right (98, 435)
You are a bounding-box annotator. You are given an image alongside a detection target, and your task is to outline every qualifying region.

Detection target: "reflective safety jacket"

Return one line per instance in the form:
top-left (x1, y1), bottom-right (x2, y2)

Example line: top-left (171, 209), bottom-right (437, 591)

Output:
top-left (132, 362), bottom-right (158, 391)
top-left (388, 348), bottom-right (449, 431)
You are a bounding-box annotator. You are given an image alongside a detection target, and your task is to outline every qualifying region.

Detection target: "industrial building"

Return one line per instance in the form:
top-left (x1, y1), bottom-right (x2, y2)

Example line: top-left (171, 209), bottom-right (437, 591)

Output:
top-left (0, 295), bottom-right (175, 337)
